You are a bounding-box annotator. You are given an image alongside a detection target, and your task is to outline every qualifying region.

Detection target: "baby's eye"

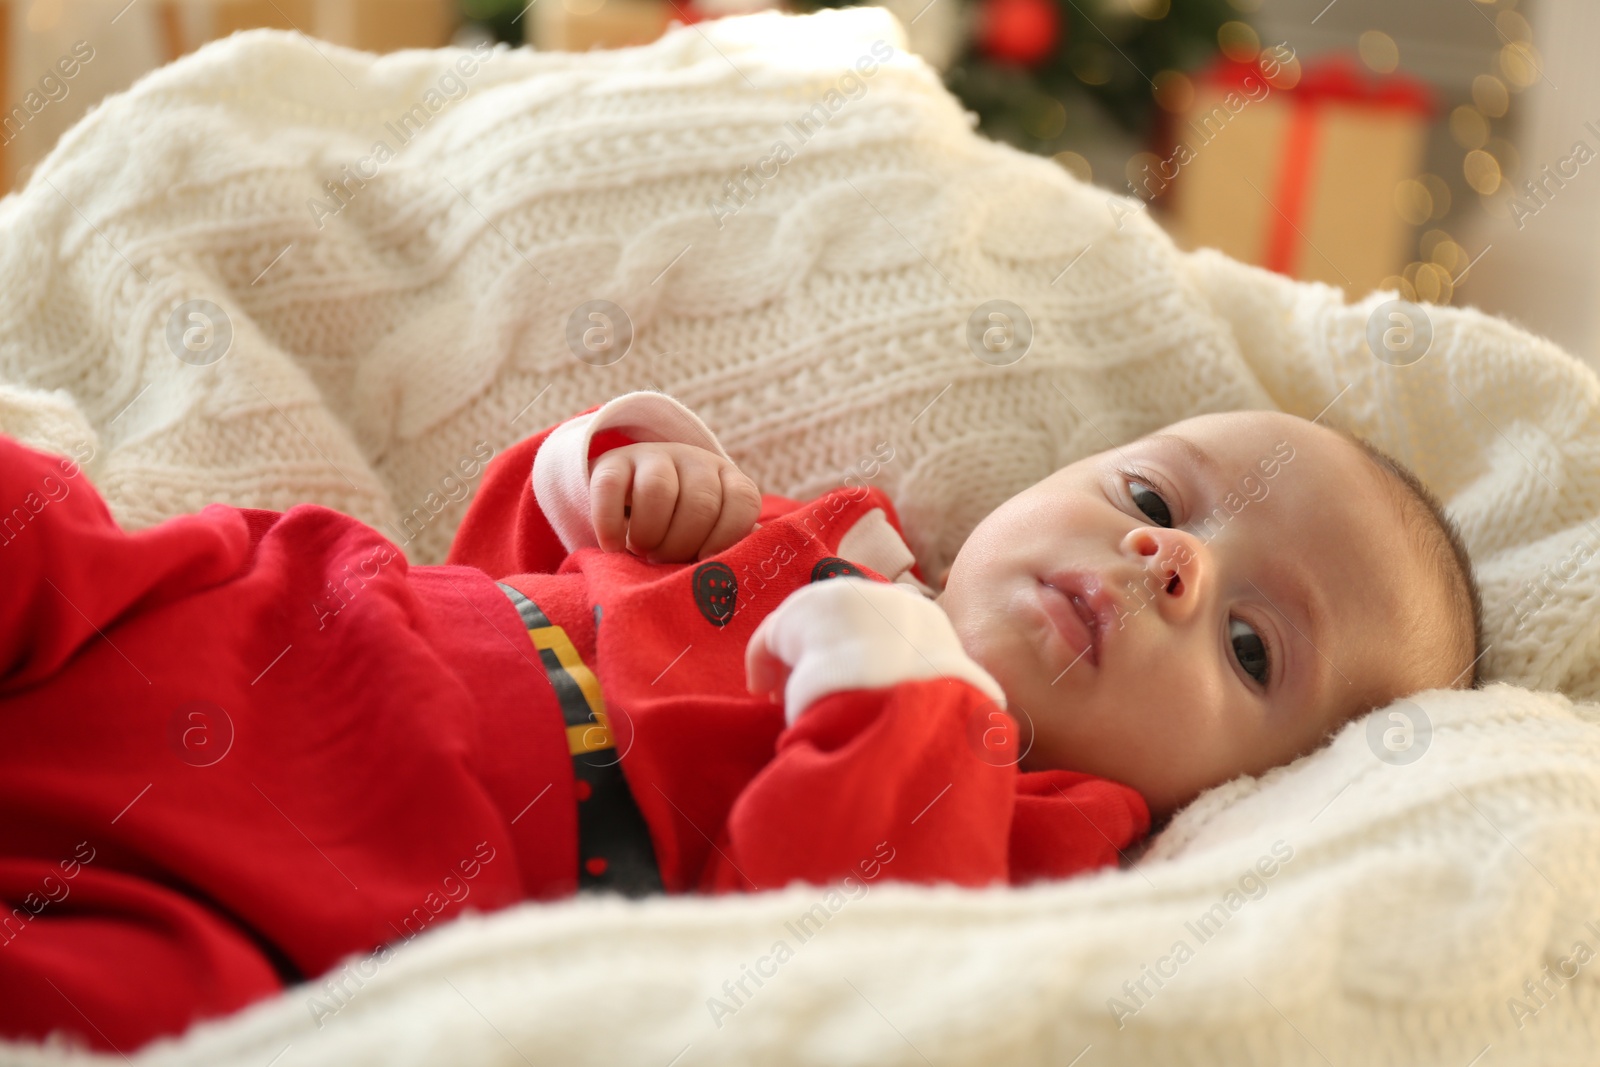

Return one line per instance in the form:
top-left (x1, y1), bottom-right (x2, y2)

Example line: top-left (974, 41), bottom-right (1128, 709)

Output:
top-left (1229, 617), bottom-right (1271, 687)
top-left (1127, 479), bottom-right (1173, 528)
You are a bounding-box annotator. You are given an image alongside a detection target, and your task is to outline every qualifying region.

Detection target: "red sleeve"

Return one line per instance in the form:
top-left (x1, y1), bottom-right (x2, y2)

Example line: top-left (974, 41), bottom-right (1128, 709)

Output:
top-left (1008, 770), bottom-right (1151, 884)
top-left (696, 678), bottom-right (1150, 893)
top-left (698, 676), bottom-right (1017, 893)
top-left (0, 440), bottom-right (275, 1050)
top-left (0, 435), bottom-right (245, 694)
top-left (446, 404), bottom-right (637, 576)
top-left (0, 856), bottom-right (283, 1054)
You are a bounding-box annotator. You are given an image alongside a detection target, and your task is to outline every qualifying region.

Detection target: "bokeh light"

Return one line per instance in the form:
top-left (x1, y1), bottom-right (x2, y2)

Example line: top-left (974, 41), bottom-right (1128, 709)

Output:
top-left (1358, 30), bottom-right (1399, 74)
top-left (1073, 46), bottom-right (1113, 86)
top-left (1495, 10), bottom-right (1533, 43)
top-left (1472, 74), bottom-right (1510, 116)
top-left (1153, 70), bottom-right (1195, 114)
top-left (1217, 21), bottom-right (1259, 63)
top-left (1054, 151), bottom-right (1092, 183)
top-left (1463, 149), bottom-right (1502, 194)
top-left (1418, 173), bottom-right (1453, 219)
top-left (1394, 179), bottom-right (1433, 226)
top-left (1498, 41), bottom-right (1542, 89)
top-left (1129, 0), bottom-right (1170, 20)
top-left (1485, 137), bottom-right (1520, 180)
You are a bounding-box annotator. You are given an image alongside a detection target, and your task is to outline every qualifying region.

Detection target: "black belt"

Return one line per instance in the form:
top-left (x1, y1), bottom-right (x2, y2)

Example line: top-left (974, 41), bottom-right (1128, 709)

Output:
top-left (497, 582), bottom-right (663, 898)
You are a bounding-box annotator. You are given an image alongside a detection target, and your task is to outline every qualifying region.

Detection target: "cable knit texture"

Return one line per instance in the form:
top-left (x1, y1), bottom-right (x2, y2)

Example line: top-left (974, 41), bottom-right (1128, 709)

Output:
top-left (1, 8), bottom-right (1599, 1065)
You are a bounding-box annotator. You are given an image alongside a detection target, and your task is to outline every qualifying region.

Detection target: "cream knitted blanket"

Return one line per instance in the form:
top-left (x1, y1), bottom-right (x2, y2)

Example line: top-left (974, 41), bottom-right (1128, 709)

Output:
top-left (3, 8), bottom-right (1599, 1065)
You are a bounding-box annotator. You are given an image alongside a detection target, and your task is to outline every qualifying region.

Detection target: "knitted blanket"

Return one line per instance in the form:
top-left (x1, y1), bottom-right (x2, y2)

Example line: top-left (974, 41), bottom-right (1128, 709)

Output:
top-left (3, 8), bottom-right (1599, 1065)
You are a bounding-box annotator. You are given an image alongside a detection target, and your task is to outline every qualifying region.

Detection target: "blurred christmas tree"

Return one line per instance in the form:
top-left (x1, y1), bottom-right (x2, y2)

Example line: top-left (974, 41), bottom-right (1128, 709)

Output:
top-left (460, 0), bottom-right (1253, 165)
top-left (798, 0), bottom-right (1247, 159)
top-left (459, 0), bottom-right (531, 44)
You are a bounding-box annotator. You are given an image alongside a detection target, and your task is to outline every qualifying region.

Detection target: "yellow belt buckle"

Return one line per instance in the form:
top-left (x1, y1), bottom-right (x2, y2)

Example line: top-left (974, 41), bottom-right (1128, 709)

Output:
top-left (567, 712), bottom-right (614, 756)
top-left (522, 621), bottom-right (615, 756)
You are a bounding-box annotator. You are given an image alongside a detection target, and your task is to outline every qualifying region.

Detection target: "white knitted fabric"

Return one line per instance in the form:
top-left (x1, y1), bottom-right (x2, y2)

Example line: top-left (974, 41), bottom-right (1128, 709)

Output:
top-left (2, 8), bottom-right (1600, 1065)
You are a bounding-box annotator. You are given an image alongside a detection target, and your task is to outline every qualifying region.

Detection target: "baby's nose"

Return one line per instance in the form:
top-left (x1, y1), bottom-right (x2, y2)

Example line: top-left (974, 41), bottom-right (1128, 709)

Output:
top-left (1125, 527), bottom-right (1205, 610)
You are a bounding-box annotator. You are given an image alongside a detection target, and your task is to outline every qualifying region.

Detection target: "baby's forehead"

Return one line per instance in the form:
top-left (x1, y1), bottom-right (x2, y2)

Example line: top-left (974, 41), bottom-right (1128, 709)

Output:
top-left (1155, 409), bottom-right (1314, 447)
top-left (1141, 411), bottom-right (1374, 488)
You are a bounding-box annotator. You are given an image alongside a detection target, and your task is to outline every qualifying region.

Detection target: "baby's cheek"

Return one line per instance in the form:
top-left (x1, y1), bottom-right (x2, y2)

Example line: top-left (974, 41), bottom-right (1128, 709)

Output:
top-left (1139, 677), bottom-right (1241, 780)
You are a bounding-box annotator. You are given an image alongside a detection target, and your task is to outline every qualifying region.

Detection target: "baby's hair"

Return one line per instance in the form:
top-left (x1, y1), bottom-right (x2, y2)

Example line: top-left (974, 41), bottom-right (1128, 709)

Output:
top-left (1331, 427), bottom-right (1486, 690)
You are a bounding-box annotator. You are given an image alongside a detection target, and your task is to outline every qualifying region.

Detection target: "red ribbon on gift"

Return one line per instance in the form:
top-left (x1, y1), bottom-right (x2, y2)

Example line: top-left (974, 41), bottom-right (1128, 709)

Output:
top-left (1199, 53), bottom-right (1435, 277)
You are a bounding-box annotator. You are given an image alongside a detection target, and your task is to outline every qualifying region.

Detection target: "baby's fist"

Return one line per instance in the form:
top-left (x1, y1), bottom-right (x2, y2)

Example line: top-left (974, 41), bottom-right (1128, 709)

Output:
top-left (590, 441), bottom-right (763, 563)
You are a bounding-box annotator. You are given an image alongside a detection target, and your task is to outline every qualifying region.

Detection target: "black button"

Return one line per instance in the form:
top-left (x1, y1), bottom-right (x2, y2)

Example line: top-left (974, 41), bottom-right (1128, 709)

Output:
top-left (692, 561), bottom-right (737, 627)
top-left (811, 557), bottom-right (864, 582)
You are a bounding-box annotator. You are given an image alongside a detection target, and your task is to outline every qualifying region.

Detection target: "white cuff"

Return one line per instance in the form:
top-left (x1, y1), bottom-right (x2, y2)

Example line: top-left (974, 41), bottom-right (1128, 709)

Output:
top-left (835, 506), bottom-right (938, 598)
top-left (749, 576), bottom-right (1007, 726)
top-left (532, 390), bottom-right (733, 555)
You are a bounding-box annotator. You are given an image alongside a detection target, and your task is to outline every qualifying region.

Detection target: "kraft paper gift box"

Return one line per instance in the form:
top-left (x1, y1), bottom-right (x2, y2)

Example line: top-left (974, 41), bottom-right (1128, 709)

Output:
top-left (155, 0), bottom-right (458, 54)
top-left (2, 0), bottom-right (457, 190)
top-left (531, 0), bottom-right (786, 53)
top-left (1161, 53), bottom-right (1435, 298)
top-left (531, 0), bottom-right (676, 52)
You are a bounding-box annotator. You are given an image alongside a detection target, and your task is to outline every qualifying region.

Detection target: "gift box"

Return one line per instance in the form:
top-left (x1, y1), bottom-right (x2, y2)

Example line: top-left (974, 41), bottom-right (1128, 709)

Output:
top-left (530, 0), bottom-right (676, 52)
top-left (1162, 52), bottom-right (1435, 298)
top-left (530, 0), bottom-right (785, 53)
top-left (2, 0), bottom-right (458, 190)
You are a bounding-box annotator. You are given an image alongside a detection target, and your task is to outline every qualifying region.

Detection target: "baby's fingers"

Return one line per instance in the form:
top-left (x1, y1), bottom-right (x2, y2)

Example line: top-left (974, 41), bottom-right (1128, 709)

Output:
top-left (623, 450), bottom-right (684, 558)
top-left (744, 617), bottom-right (790, 705)
top-left (646, 454), bottom-right (730, 562)
top-left (696, 465), bottom-right (764, 561)
top-left (589, 450), bottom-right (635, 553)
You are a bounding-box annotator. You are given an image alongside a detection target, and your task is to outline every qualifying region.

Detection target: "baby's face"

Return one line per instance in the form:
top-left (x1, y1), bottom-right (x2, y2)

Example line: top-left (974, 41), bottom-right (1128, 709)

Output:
top-left (934, 410), bottom-right (1459, 820)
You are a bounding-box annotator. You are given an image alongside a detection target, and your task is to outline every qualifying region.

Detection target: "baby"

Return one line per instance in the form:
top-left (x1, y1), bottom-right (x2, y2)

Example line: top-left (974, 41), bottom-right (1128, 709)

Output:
top-left (579, 397), bottom-right (1484, 822)
top-left (0, 390), bottom-right (1481, 1053)
top-left (933, 407), bottom-right (1485, 822)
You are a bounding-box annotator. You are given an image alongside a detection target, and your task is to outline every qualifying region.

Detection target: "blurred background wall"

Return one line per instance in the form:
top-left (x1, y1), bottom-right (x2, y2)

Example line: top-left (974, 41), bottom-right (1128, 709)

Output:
top-left (3, 0), bottom-right (1593, 367)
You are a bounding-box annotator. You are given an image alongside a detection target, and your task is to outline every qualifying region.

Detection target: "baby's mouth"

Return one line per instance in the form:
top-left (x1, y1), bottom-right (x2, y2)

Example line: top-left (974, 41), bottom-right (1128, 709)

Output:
top-left (1036, 579), bottom-right (1102, 668)
top-left (1039, 569), bottom-right (1122, 668)
top-left (1069, 594), bottom-right (1102, 653)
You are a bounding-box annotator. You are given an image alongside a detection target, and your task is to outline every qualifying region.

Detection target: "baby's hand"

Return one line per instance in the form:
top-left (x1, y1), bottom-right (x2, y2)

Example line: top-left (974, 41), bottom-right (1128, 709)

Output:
top-left (590, 441), bottom-right (763, 563)
top-left (745, 576), bottom-right (1007, 723)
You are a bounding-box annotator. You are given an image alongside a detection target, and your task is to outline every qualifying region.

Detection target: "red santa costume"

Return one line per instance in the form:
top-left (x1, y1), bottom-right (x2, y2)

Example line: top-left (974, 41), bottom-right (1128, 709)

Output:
top-left (0, 390), bottom-right (1148, 1054)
